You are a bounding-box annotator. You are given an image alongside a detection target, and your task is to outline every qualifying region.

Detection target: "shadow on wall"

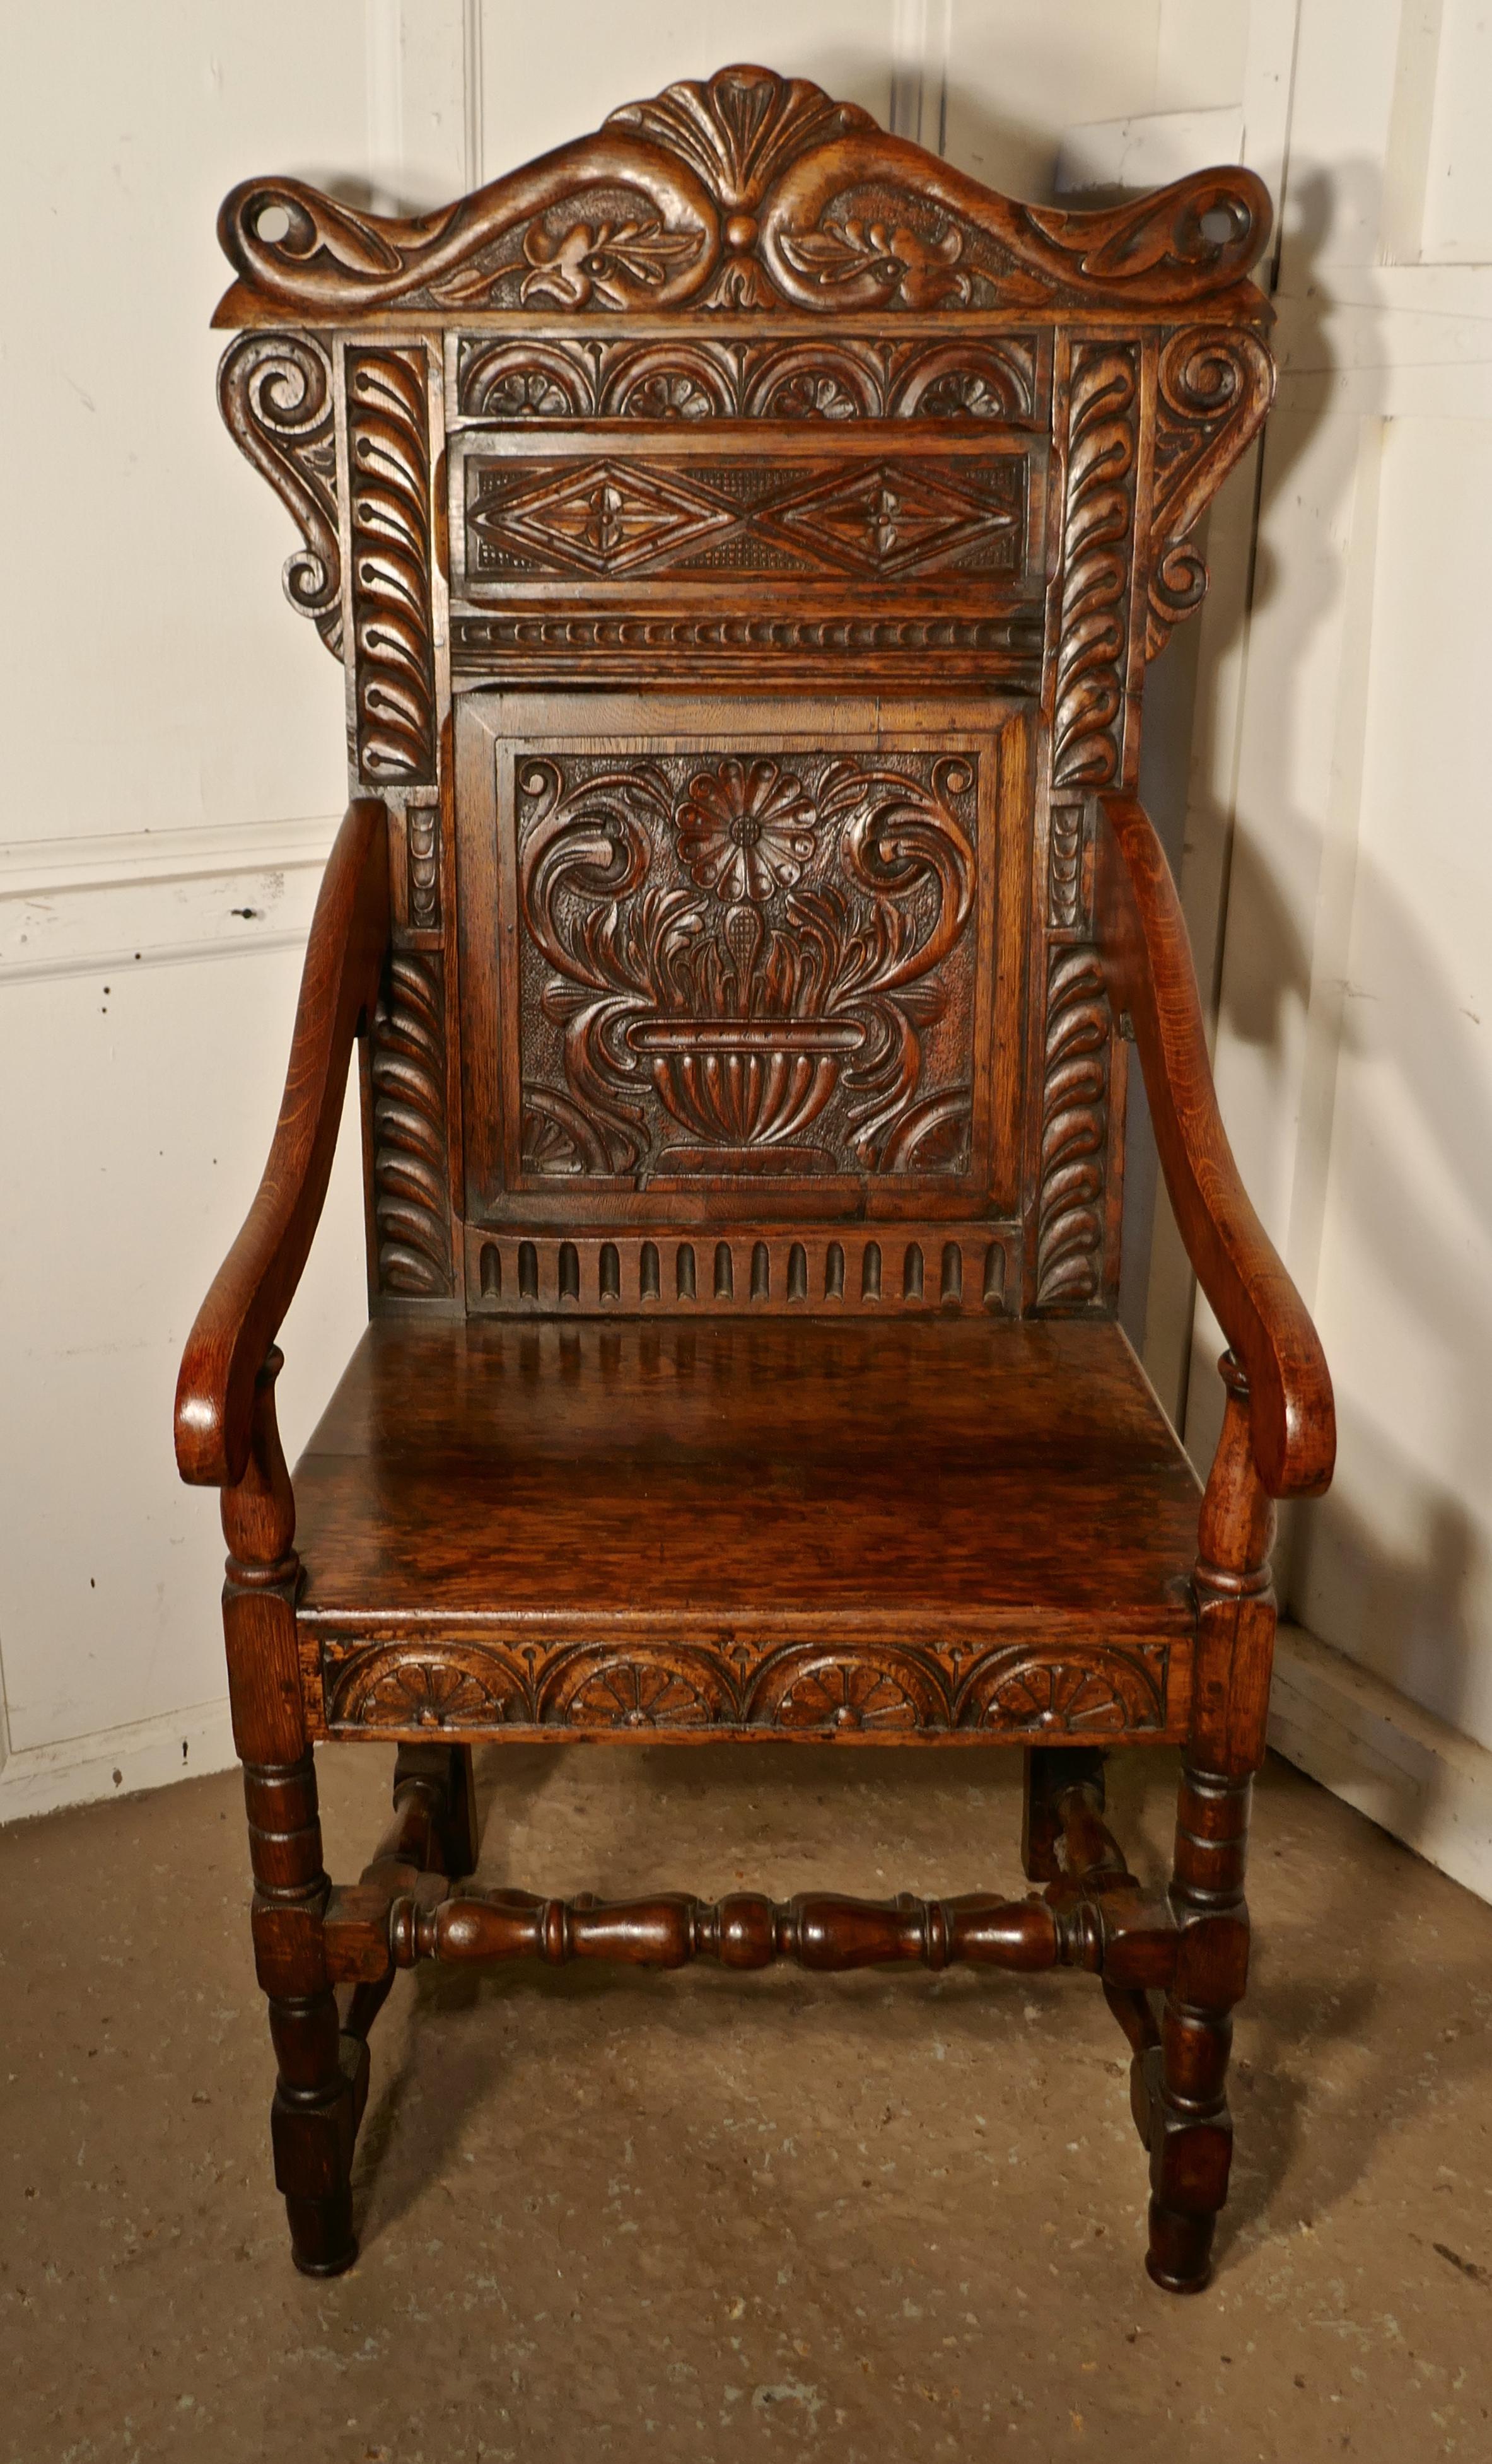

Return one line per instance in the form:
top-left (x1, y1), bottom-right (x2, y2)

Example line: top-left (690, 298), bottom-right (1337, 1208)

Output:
top-left (1175, 163), bottom-right (1492, 1754)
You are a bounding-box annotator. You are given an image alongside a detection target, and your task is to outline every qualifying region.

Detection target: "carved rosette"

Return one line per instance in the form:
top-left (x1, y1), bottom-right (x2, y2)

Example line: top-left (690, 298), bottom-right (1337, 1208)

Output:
top-left (218, 67), bottom-right (1270, 322)
top-left (320, 1636), bottom-right (1171, 1739)
top-left (1146, 328), bottom-right (1274, 657)
top-left (1034, 946), bottom-right (1110, 1310)
top-left (218, 332), bottom-right (341, 653)
top-left (371, 950), bottom-right (453, 1296)
top-left (346, 348), bottom-right (436, 786)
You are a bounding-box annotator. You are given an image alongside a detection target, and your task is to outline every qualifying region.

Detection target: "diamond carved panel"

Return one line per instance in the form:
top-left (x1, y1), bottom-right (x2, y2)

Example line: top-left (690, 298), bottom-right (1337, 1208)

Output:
top-left (465, 452), bottom-right (1027, 585)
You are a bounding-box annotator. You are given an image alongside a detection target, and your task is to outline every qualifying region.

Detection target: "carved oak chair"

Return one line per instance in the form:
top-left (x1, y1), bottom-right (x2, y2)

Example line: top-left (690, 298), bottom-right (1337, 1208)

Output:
top-left (175, 65), bottom-right (1333, 2292)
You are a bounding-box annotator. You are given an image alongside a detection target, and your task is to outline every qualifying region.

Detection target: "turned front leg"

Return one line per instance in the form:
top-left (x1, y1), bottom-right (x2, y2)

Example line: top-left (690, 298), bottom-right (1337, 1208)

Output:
top-left (224, 1350), bottom-right (359, 2277)
top-left (1146, 1351), bottom-right (1275, 2294)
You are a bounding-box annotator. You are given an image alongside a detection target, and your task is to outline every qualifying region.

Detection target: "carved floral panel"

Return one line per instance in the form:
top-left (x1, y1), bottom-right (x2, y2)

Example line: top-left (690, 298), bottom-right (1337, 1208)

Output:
top-left (508, 743), bottom-right (981, 1186)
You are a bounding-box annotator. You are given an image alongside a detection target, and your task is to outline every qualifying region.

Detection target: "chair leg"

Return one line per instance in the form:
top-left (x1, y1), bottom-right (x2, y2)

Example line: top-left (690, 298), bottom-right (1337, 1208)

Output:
top-left (1138, 1348), bottom-right (1275, 2294)
top-left (393, 1741), bottom-right (480, 1881)
top-left (1143, 1765), bottom-right (1251, 2292)
top-left (222, 1348), bottom-right (359, 2278)
top-left (1022, 1744), bottom-right (1107, 1881)
top-left (342, 1743), bottom-right (481, 2043)
top-left (246, 1753), bottom-right (363, 2278)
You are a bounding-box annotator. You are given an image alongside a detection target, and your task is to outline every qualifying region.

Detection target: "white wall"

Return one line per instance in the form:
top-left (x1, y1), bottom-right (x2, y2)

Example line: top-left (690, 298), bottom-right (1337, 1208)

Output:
top-left (6, 2), bottom-right (1492, 1873)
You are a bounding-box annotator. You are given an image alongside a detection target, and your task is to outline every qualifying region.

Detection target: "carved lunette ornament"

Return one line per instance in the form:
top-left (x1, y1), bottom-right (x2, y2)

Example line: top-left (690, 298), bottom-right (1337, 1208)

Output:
top-left (213, 64), bottom-right (1271, 325)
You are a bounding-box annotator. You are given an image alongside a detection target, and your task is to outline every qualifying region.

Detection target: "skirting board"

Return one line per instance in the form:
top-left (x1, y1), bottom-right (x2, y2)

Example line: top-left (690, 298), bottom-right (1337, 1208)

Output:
top-left (0, 1698), bottom-right (238, 1826)
top-left (1270, 1621), bottom-right (1492, 1903)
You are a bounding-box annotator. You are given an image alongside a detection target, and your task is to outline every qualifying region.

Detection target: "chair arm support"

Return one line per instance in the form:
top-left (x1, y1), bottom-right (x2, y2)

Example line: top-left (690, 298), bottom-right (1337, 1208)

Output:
top-left (174, 798), bottom-right (390, 1488)
top-left (1095, 791), bottom-right (1334, 1499)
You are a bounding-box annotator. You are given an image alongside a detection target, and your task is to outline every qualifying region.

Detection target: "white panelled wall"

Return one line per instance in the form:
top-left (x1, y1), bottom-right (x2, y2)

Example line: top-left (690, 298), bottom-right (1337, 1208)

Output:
top-left (4, 3), bottom-right (1491, 1888)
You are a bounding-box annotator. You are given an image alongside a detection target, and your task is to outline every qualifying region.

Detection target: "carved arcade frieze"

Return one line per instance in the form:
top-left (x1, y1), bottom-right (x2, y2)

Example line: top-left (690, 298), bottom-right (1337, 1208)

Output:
top-left (316, 1632), bottom-right (1174, 1741)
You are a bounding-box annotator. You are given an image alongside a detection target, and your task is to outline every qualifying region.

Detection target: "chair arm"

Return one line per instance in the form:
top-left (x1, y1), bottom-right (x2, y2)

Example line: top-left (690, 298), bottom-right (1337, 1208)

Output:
top-left (174, 798), bottom-right (390, 1488)
top-left (1095, 791), bottom-right (1334, 1499)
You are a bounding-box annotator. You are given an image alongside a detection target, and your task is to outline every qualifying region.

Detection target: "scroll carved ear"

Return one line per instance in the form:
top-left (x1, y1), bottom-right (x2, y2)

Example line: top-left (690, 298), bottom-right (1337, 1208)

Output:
top-left (1145, 329), bottom-right (1275, 657)
top-left (218, 332), bottom-right (341, 656)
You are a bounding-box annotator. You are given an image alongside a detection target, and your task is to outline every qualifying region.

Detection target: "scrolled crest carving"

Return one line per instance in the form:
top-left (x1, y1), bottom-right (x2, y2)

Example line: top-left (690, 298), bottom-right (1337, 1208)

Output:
top-left (218, 332), bottom-right (341, 653)
top-left (215, 65), bottom-right (1271, 320)
top-left (513, 744), bottom-right (977, 1184)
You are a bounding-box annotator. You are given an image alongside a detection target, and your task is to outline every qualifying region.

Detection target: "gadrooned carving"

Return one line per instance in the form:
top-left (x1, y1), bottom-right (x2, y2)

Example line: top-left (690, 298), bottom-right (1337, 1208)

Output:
top-left (1145, 328), bottom-right (1274, 657)
top-left (457, 334), bottom-right (1040, 423)
top-left (218, 332), bottom-right (341, 654)
top-left (217, 66), bottom-right (1271, 320)
top-left (320, 1635), bottom-right (1171, 1737)
top-left (1035, 945), bottom-right (1110, 1309)
top-left (346, 348), bottom-right (436, 786)
top-left (514, 746), bottom-right (977, 1184)
top-left (450, 612), bottom-right (1040, 675)
top-left (1052, 342), bottom-right (1140, 798)
top-left (371, 949), bottom-right (454, 1296)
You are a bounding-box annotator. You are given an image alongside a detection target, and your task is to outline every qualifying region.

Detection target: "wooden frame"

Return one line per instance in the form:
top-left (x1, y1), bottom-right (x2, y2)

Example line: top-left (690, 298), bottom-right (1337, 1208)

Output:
top-left (175, 64), bottom-right (1332, 2294)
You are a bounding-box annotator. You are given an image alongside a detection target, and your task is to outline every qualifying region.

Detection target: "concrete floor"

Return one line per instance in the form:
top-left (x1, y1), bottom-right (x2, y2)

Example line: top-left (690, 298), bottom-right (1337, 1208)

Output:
top-left (3, 1744), bottom-right (1491, 2463)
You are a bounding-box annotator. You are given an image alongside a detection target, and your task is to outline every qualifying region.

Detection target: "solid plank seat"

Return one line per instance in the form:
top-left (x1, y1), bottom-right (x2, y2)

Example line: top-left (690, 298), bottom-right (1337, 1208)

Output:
top-left (293, 1315), bottom-right (1199, 1744)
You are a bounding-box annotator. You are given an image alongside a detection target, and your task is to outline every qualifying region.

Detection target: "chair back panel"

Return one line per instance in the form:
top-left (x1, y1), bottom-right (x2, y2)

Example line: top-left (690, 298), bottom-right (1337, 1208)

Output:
top-left (213, 64), bottom-right (1274, 1317)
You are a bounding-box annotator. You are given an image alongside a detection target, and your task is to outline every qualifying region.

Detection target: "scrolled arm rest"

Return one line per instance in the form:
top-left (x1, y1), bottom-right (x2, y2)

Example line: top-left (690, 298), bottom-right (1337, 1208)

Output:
top-left (1095, 791), bottom-right (1334, 1499)
top-left (175, 798), bottom-right (390, 1488)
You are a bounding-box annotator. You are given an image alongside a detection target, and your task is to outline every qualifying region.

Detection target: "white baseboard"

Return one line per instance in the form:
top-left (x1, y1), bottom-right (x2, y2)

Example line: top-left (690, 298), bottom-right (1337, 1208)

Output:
top-left (1270, 1622), bottom-right (1492, 1901)
top-left (0, 1698), bottom-right (238, 1825)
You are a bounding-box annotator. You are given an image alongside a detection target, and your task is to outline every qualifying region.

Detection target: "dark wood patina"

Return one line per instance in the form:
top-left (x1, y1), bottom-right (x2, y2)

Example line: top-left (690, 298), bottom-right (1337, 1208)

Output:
top-left (176, 63), bottom-right (1333, 2290)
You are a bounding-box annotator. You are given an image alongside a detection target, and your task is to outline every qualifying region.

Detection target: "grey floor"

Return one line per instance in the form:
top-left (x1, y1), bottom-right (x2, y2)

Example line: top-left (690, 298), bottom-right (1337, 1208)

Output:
top-left (3, 1741), bottom-right (1490, 2461)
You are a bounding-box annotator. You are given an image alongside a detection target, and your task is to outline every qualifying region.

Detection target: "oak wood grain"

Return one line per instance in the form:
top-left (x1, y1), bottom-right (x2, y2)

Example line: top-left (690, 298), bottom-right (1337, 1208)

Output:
top-left (1095, 790), bottom-right (1334, 1498)
top-left (174, 800), bottom-right (389, 1488)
